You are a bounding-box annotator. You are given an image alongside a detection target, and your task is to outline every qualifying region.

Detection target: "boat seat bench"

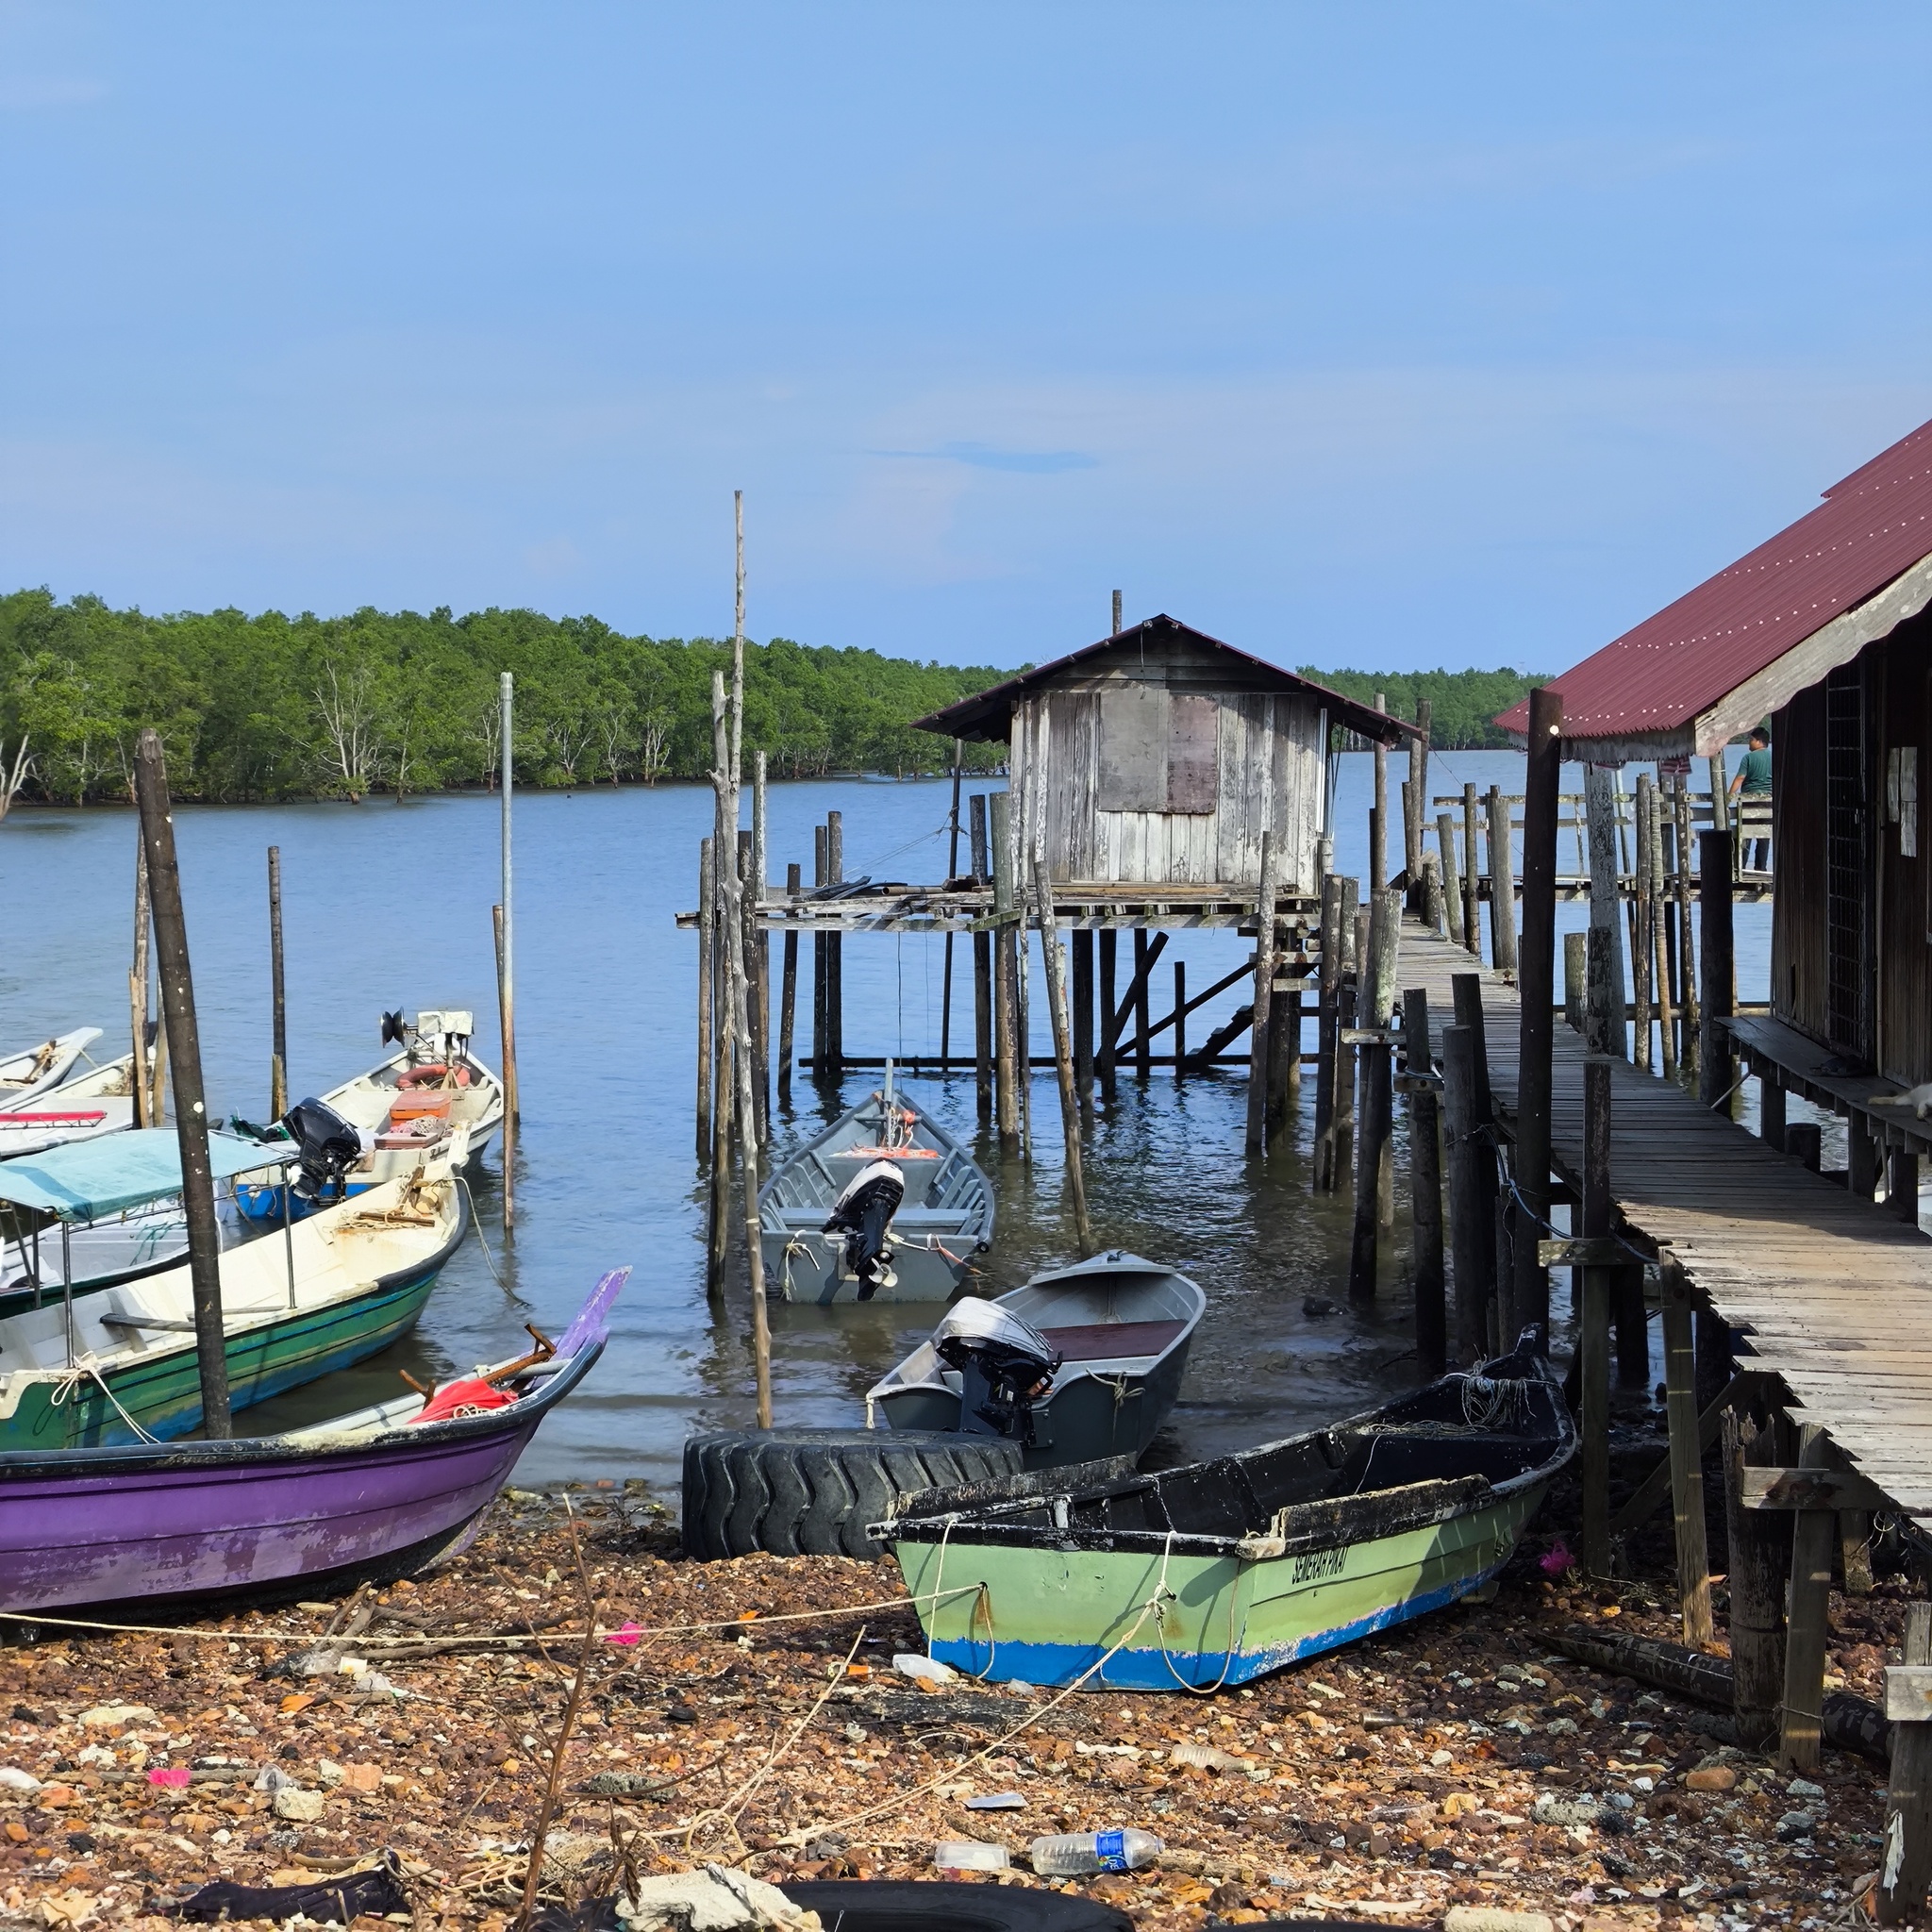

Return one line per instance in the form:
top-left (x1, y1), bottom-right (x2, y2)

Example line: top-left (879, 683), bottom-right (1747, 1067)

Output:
top-left (1039, 1319), bottom-right (1187, 1362)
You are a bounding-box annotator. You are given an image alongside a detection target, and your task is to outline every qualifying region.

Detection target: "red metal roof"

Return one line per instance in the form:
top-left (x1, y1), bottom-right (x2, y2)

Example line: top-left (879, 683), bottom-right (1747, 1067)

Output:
top-left (1497, 416), bottom-right (1932, 747)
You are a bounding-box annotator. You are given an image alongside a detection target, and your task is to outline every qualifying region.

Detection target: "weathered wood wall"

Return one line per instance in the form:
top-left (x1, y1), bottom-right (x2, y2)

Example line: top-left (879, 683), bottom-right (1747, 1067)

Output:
top-left (1008, 642), bottom-right (1327, 890)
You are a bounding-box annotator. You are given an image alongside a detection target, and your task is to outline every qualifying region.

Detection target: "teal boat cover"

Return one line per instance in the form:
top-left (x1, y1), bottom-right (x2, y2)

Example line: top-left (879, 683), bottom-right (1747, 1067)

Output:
top-left (0, 1129), bottom-right (287, 1222)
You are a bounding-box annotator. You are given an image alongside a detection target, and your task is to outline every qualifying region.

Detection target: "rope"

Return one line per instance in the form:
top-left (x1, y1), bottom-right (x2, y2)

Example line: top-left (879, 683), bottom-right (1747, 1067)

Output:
top-left (456, 1177), bottom-right (507, 1289)
top-left (47, 1360), bottom-right (160, 1445)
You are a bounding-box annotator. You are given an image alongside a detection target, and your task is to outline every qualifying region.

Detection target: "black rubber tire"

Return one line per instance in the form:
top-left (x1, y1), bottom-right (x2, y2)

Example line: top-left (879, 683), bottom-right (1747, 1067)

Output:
top-left (680, 1428), bottom-right (1023, 1560)
top-left (785, 1880), bottom-right (1131, 1932)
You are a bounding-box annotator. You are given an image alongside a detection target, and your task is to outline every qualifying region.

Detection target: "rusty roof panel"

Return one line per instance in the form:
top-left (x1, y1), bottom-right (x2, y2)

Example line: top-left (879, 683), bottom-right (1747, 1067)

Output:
top-left (1497, 417), bottom-right (1932, 744)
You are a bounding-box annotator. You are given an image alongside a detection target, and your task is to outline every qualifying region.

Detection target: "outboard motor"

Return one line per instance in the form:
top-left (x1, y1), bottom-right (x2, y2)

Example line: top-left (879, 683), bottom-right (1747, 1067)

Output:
top-left (822, 1159), bottom-right (905, 1300)
top-left (932, 1297), bottom-right (1062, 1444)
top-left (280, 1098), bottom-right (370, 1206)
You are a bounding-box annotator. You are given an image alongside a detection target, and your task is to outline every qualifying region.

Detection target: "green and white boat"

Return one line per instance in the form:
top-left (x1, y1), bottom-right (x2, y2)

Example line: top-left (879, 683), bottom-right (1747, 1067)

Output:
top-left (882, 1331), bottom-right (1572, 1690)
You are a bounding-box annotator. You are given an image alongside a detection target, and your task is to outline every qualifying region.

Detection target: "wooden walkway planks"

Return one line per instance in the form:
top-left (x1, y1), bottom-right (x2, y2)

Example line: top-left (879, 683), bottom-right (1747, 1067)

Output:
top-left (1397, 920), bottom-right (1932, 1517)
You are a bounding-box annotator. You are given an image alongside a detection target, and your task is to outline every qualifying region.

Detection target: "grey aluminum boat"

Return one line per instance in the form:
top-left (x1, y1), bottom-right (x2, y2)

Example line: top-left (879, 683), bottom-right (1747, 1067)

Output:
top-left (863, 1249), bottom-right (1204, 1466)
top-left (758, 1071), bottom-right (992, 1303)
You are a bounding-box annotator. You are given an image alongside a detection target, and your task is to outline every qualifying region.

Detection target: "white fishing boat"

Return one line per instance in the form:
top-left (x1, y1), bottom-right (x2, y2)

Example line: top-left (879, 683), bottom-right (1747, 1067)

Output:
top-left (235, 1010), bottom-right (504, 1223)
top-left (0, 1031), bottom-right (103, 1108)
top-left (0, 1046), bottom-right (136, 1160)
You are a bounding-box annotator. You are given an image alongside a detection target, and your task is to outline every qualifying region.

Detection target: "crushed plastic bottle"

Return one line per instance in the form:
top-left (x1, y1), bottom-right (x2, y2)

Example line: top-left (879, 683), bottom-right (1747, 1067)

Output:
top-left (933, 1840), bottom-right (1008, 1872)
top-left (1027, 1829), bottom-right (1162, 1875)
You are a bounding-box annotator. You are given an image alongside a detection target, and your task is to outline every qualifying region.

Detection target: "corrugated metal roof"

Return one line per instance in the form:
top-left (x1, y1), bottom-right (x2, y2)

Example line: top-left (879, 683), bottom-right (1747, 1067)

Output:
top-left (1497, 416), bottom-right (1932, 746)
top-left (914, 614), bottom-right (1422, 746)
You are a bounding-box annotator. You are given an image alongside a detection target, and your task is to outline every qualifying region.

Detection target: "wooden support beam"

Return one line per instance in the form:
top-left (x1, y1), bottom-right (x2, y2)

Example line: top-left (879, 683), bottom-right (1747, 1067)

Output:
top-left (1676, 782), bottom-right (1700, 1077)
top-left (1563, 930), bottom-right (1585, 1033)
top-left (1105, 931), bottom-right (1170, 1059)
top-left (1173, 958), bottom-right (1186, 1079)
top-left (1348, 889), bottom-right (1398, 1295)
top-left (1486, 784), bottom-right (1518, 974)
top-left (1406, 986), bottom-right (1446, 1376)
top-left (1781, 1422), bottom-right (1837, 1772)
top-left (1133, 929), bottom-right (1153, 1079)
top-left (777, 861), bottom-right (799, 1106)
top-left (970, 796), bottom-right (992, 1124)
top-left (1661, 1269), bottom-right (1715, 1648)
top-left (1096, 927), bottom-right (1117, 1098)
top-left (697, 836), bottom-right (716, 1157)
top-left (1072, 927), bottom-right (1094, 1111)
top-left (1724, 1405), bottom-right (1792, 1752)
top-left (1759, 1073), bottom-right (1786, 1152)
top-left (1740, 1466), bottom-right (1893, 1513)
top-left (826, 809), bottom-right (844, 1074)
top-left (1514, 687), bottom-right (1560, 1340)
top-left (1700, 828), bottom-right (1735, 1112)
top-left (1437, 811), bottom-right (1465, 947)
top-left (812, 822), bottom-right (828, 1075)
top-left (1269, 976), bottom-right (1299, 1126)
top-left (1443, 1024), bottom-right (1489, 1368)
top-left (990, 791), bottom-right (1020, 1158)
top-left (1580, 1054), bottom-right (1613, 1576)
top-left (1877, 1604), bottom-right (1932, 1925)
top-left (1313, 874), bottom-right (1344, 1191)
top-left (1610, 1368), bottom-right (1774, 1535)
top-left (1890, 1144), bottom-right (1920, 1226)
top-left (1033, 855), bottom-right (1092, 1256)
top-left (1246, 829), bottom-right (1278, 1153)
top-left (1461, 784), bottom-right (1482, 955)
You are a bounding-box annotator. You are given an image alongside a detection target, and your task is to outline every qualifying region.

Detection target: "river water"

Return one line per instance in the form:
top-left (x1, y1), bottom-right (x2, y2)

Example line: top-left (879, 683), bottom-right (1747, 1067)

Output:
top-left (0, 748), bottom-right (1770, 1491)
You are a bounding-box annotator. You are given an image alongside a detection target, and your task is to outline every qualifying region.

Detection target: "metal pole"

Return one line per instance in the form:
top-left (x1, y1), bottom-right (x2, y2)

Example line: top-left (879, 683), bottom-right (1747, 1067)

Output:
top-left (131, 728), bottom-right (230, 1439)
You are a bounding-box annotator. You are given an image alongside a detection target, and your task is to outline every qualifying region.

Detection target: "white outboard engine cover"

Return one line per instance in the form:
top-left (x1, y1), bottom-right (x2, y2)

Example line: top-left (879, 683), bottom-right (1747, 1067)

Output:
top-left (932, 1297), bottom-right (1062, 1443)
top-left (823, 1158), bottom-right (906, 1300)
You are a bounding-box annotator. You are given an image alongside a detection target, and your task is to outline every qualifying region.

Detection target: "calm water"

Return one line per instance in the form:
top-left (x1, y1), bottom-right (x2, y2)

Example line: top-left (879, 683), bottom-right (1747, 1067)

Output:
top-left (0, 747), bottom-right (1769, 1491)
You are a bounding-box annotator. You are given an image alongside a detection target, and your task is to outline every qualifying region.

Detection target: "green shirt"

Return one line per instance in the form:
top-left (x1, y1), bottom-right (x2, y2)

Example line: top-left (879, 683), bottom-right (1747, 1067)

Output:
top-left (1738, 746), bottom-right (1773, 795)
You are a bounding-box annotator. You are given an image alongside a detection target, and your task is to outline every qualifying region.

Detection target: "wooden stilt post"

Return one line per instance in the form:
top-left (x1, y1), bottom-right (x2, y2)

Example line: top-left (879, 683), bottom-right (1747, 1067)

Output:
top-left (132, 728), bottom-right (231, 1439)
top-left (1633, 774), bottom-right (1655, 1071)
top-left (1313, 874), bottom-right (1343, 1191)
top-left (1844, 1511), bottom-right (1876, 1596)
top-left (1891, 1144), bottom-right (1921, 1224)
top-left (1586, 921), bottom-right (1617, 1058)
top-left (1133, 930), bottom-right (1152, 1080)
top-left (1034, 855), bottom-right (1092, 1256)
top-left (1443, 1024), bottom-right (1490, 1365)
top-left (1759, 1072), bottom-right (1786, 1150)
top-left (990, 791), bottom-right (1020, 1158)
top-left (941, 741), bottom-right (963, 1069)
top-left (1585, 763), bottom-right (1628, 1058)
top-left (1336, 880), bottom-right (1361, 1183)
top-left (1452, 970), bottom-right (1499, 1324)
top-left (738, 829), bottom-right (762, 1145)
top-left (1406, 986), bottom-right (1446, 1376)
top-left (1724, 1405), bottom-right (1792, 1751)
top-left (1876, 1603), bottom-right (1932, 1924)
top-left (706, 675), bottom-right (734, 1301)
top-left (1437, 811), bottom-right (1465, 948)
top-left (1648, 778), bottom-right (1676, 1077)
top-left (1073, 929), bottom-right (1094, 1108)
top-left (1699, 829), bottom-right (1735, 1112)
top-left (812, 823), bottom-right (828, 1077)
top-left (1514, 687), bottom-right (1561, 1341)
top-left (1348, 889), bottom-right (1399, 1297)
top-left (1096, 928), bottom-right (1118, 1099)
top-left (1461, 783), bottom-right (1482, 956)
top-left (1781, 1423), bottom-right (1836, 1772)
top-left (1407, 700), bottom-right (1429, 903)
top-left (268, 845), bottom-right (288, 1119)
top-left (129, 836), bottom-right (151, 1130)
top-left (751, 754), bottom-right (769, 1142)
top-left (1173, 959), bottom-right (1187, 1079)
top-left (1675, 783), bottom-right (1699, 1075)
top-left (777, 861), bottom-right (798, 1104)
top-left (1660, 1269), bottom-right (1715, 1647)
top-left (1581, 1054), bottom-right (1613, 1574)
top-left (498, 671), bottom-right (518, 1229)
top-left (1246, 830), bottom-right (1278, 1152)
top-left (697, 837), bottom-right (716, 1157)
top-left (1487, 784), bottom-right (1518, 975)
top-left (1564, 931), bottom-right (1585, 1032)
top-left (1269, 970), bottom-right (1298, 1127)
top-left (826, 809), bottom-right (844, 1074)
top-left (1372, 693), bottom-right (1388, 891)
top-left (1851, 1117), bottom-right (1882, 1200)
top-left (1420, 850), bottom-right (1445, 935)
top-left (970, 793), bottom-right (992, 1115)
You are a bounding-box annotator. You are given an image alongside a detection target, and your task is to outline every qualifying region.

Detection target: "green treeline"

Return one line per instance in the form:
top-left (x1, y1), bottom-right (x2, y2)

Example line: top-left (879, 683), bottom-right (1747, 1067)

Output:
top-left (1299, 667), bottom-right (1548, 748)
top-left (0, 590), bottom-right (1547, 808)
top-left (0, 591), bottom-right (1009, 805)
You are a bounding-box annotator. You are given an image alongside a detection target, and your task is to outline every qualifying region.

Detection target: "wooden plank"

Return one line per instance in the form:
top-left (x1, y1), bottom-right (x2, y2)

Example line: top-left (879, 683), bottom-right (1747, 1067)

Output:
top-left (1740, 1467), bottom-right (1893, 1513)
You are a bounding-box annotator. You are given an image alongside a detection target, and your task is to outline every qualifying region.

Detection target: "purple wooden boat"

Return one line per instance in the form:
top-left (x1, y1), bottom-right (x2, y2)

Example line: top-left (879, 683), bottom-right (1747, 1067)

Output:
top-left (0, 1267), bottom-right (628, 1616)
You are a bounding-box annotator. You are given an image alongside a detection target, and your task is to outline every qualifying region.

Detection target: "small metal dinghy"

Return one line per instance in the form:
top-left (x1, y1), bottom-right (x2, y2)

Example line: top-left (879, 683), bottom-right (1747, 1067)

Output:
top-left (759, 1068), bottom-right (992, 1303)
top-left (880, 1329), bottom-right (1573, 1690)
top-left (864, 1251), bottom-right (1204, 1468)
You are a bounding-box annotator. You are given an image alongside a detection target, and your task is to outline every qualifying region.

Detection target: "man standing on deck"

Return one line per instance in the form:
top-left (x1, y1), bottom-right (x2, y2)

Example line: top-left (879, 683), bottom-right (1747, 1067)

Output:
top-left (1728, 725), bottom-right (1772, 871)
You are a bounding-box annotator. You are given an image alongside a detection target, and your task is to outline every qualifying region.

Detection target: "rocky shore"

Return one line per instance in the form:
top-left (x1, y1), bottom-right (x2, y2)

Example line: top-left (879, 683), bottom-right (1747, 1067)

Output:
top-left (0, 1485), bottom-right (1905, 1932)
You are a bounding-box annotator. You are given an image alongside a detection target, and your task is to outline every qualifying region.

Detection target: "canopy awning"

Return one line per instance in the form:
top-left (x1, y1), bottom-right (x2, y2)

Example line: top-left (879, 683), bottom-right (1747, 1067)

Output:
top-left (0, 1129), bottom-right (288, 1223)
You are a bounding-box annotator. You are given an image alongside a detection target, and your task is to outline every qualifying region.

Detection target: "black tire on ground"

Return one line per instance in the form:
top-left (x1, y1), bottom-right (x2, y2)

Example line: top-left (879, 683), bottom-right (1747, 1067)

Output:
top-left (680, 1428), bottom-right (1023, 1560)
top-left (784, 1881), bottom-right (1132, 1932)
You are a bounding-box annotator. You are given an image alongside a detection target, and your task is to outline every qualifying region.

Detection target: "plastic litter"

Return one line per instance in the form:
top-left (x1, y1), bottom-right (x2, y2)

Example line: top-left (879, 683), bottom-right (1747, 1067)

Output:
top-left (932, 1840), bottom-right (1009, 1872)
top-left (176, 1851), bottom-right (410, 1924)
top-left (892, 1654), bottom-right (957, 1686)
top-left (146, 1768), bottom-right (192, 1789)
top-left (1169, 1743), bottom-right (1242, 1773)
top-left (964, 1792), bottom-right (1026, 1811)
top-left (1028, 1829), bottom-right (1162, 1874)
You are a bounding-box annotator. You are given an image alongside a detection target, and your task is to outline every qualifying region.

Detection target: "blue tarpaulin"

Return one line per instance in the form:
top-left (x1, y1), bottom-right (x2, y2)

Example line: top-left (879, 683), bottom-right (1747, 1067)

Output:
top-left (0, 1129), bottom-right (288, 1222)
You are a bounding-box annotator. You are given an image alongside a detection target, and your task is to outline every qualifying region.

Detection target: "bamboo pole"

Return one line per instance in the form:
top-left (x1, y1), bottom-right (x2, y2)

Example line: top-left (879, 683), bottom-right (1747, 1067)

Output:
top-left (130, 835), bottom-right (150, 1129)
top-left (499, 670), bottom-right (518, 1230)
top-left (268, 845), bottom-right (288, 1119)
top-left (1406, 986), bottom-right (1445, 1376)
top-left (1034, 854), bottom-right (1092, 1255)
top-left (777, 861), bottom-right (799, 1104)
top-left (1245, 829), bottom-right (1278, 1152)
top-left (696, 838), bottom-right (715, 1156)
top-left (132, 728), bottom-right (230, 1439)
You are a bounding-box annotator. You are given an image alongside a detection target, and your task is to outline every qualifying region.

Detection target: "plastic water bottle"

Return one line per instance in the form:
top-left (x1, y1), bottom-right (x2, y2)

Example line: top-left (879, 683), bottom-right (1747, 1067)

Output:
top-left (1027, 1829), bottom-right (1163, 1874)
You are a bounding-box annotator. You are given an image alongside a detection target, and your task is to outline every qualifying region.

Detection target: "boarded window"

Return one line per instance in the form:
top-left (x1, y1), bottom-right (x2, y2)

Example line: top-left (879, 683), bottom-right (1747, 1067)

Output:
top-left (1097, 686), bottom-right (1167, 810)
top-left (1166, 695), bottom-right (1219, 812)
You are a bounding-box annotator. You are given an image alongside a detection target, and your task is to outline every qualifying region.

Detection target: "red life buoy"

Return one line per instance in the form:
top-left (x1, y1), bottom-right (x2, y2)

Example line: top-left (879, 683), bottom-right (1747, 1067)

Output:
top-left (397, 1062), bottom-right (473, 1090)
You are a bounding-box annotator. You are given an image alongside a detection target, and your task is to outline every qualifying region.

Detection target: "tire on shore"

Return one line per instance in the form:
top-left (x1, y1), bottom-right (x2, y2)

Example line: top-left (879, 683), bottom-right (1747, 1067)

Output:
top-left (680, 1428), bottom-right (1022, 1560)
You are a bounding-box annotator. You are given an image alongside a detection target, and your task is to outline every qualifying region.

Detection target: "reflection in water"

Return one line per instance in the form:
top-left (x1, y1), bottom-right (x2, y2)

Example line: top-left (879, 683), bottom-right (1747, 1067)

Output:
top-left (0, 749), bottom-right (1769, 1491)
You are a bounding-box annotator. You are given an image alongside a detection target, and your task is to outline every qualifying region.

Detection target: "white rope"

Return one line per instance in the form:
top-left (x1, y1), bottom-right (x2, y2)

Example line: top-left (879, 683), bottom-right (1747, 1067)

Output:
top-left (47, 1358), bottom-right (160, 1445)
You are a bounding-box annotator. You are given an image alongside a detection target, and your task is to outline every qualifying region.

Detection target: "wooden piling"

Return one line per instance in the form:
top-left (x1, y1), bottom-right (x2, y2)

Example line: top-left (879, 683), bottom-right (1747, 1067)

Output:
top-left (1586, 921), bottom-right (1618, 1058)
top-left (132, 728), bottom-right (231, 1439)
top-left (1512, 687), bottom-right (1561, 1341)
top-left (1420, 850), bottom-right (1445, 935)
top-left (1699, 829), bottom-right (1735, 1111)
top-left (777, 861), bottom-right (799, 1104)
top-left (706, 677), bottom-right (735, 1302)
top-left (1096, 929), bottom-right (1118, 1099)
top-left (1173, 959), bottom-right (1187, 1076)
top-left (970, 794), bottom-right (992, 1119)
top-left (1451, 970), bottom-right (1499, 1319)
top-left (751, 754), bottom-right (770, 1142)
top-left (738, 829), bottom-right (762, 1145)
top-left (812, 823), bottom-right (828, 1077)
top-left (1759, 1072), bottom-right (1786, 1151)
top-left (1313, 874), bottom-right (1343, 1191)
top-left (1348, 890), bottom-right (1400, 1297)
top-left (1876, 1602), bottom-right (1932, 1924)
top-left (129, 836), bottom-right (151, 1130)
top-left (1034, 854), bottom-right (1092, 1255)
top-left (267, 845), bottom-right (288, 1119)
top-left (941, 741), bottom-right (963, 1069)
top-left (1580, 1054), bottom-right (1613, 1574)
top-left (1781, 1423), bottom-right (1836, 1772)
top-left (1648, 779), bottom-right (1676, 1078)
top-left (1633, 774), bottom-right (1654, 1071)
top-left (1268, 972), bottom-right (1298, 1126)
top-left (1372, 693), bottom-right (1388, 891)
top-left (1675, 783), bottom-right (1700, 1074)
top-left (1406, 986), bottom-right (1446, 1375)
top-left (1407, 700), bottom-right (1430, 901)
top-left (1246, 830), bottom-right (1278, 1152)
top-left (1563, 931), bottom-right (1585, 1031)
top-left (1133, 930), bottom-right (1153, 1080)
top-left (1335, 879), bottom-right (1361, 1183)
top-left (1443, 1024), bottom-right (1490, 1365)
top-left (498, 670), bottom-right (519, 1228)
top-left (1436, 811), bottom-right (1465, 947)
top-left (1660, 1269), bottom-right (1715, 1647)
top-left (1460, 784), bottom-right (1482, 956)
top-left (1073, 929), bottom-right (1094, 1105)
top-left (990, 790), bottom-right (1021, 1158)
top-left (826, 810), bottom-right (844, 1074)
top-left (1724, 1405), bottom-right (1792, 1751)
top-left (1851, 1117), bottom-right (1882, 1200)
top-left (1890, 1145), bottom-right (1921, 1225)
top-left (1787, 1120), bottom-right (1823, 1171)
top-left (1486, 784), bottom-right (1518, 974)
top-left (697, 838), bottom-right (716, 1155)
top-left (1584, 763), bottom-right (1628, 1057)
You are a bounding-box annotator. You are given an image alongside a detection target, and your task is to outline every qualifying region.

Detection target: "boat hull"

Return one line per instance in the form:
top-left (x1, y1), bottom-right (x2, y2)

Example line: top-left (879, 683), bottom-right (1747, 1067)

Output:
top-left (895, 1474), bottom-right (1550, 1689)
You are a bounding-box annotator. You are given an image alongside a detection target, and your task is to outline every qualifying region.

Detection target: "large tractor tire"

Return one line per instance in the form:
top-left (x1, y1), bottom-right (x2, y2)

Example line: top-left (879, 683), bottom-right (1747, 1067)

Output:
top-left (680, 1428), bottom-right (1023, 1560)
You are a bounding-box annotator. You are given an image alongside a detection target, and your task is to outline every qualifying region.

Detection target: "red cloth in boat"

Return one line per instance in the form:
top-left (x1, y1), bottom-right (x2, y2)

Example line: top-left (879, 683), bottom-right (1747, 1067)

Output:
top-left (409, 1376), bottom-right (517, 1424)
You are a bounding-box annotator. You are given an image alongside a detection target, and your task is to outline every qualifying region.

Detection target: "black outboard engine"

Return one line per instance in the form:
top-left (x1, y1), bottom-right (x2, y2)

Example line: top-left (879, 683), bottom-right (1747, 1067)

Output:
top-left (932, 1298), bottom-right (1062, 1444)
top-left (822, 1159), bottom-right (905, 1300)
top-left (280, 1098), bottom-right (369, 1206)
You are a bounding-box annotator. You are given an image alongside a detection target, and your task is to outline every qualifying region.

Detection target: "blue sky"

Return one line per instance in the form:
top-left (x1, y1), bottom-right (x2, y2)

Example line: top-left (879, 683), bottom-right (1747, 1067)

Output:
top-left (3, 6), bottom-right (1930, 673)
